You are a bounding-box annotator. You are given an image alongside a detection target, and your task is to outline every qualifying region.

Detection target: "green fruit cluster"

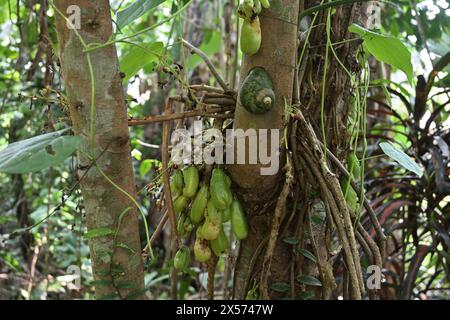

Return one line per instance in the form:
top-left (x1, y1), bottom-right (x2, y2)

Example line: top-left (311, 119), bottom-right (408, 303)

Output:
top-left (238, 0), bottom-right (270, 55)
top-left (170, 166), bottom-right (249, 269)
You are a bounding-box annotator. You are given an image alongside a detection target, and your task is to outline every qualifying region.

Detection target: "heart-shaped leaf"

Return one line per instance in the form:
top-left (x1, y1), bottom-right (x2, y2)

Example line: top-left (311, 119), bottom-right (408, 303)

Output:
top-left (349, 24), bottom-right (413, 84)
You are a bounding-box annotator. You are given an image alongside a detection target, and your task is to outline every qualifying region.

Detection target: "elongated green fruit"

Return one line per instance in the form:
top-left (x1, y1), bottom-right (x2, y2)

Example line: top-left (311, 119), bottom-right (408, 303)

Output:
top-left (211, 227), bottom-right (229, 256)
top-left (231, 200), bottom-right (248, 240)
top-left (222, 206), bottom-right (231, 222)
top-left (201, 219), bottom-right (220, 240)
top-left (207, 199), bottom-right (222, 223)
top-left (194, 238), bottom-right (211, 262)
top-left (173, 195), bottom-right (189, 215)
top-left (190, 185), bottom-right (208, 225)
top-left (210, 168), bottom-right (232, 210)
top-left (182, 166), bottom-right (199, 198)
top-left (174, 246), bottom-right (190, 270)
top-left (253, 0), bottom-right (262, 14)
top-left (340, 177), bottom-right (358, 211)
top-left (260, 0), bottom-right (270, 9)
top-left (240, 17), bottom-right (261, 56)
top-left (177, 214), bottom-right (186, 237)
top-left (170, 170), bottom-right (183, 195)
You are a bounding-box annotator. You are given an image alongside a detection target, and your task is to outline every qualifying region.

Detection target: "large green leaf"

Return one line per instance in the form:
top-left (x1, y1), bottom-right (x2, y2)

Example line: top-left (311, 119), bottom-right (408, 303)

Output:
top-left (116, 0), bottom-right (166, 29)
top-left (349, 24), bottom-right (413, 84)
top-left (379, 142), bottom-right (423, 177)
top-left (0, 129), bottom-right (81, 174)
top-left (120, 42), bottom-right (163, 83)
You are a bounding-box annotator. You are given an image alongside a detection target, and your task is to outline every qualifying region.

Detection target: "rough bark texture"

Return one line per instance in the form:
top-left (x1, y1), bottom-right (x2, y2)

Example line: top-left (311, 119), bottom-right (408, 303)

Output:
top-left (229, 0), bottom-right (299, 299)
top-left (54, 0), bottom-right (145, 299)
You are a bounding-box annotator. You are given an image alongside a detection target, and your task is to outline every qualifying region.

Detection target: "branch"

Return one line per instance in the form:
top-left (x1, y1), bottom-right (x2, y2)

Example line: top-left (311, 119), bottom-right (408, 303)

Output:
top-left (182, 39), bottom-right (230, 92)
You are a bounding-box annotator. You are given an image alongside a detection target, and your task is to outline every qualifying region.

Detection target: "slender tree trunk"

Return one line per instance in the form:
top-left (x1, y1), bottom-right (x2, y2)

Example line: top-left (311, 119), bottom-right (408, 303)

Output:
top-left (54, 0), bottom-right (145, 299)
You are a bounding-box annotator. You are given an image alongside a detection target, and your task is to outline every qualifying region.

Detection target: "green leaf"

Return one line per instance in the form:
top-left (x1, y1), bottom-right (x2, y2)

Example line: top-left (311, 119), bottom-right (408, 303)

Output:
top-left (269, 282), bottom-right (290, 292)
top-left (84, 227), bottom-right (114, 240)
top-left (296, 275), bottom-right (322, 287)
top-left (298, 290), bottom-right (315, 300)
top-left (116, 0), bottom-right (165, 29)
top-left (297, 248), bottom-right (317, 263)
top-left (0, 129), bottom-right (81, 174)
top-left (283, 237), bottom-right (299, 245)
top-left (120, 42), bottom-right (164, 84)
top-left (349, 24), bottom-right (413, 83)
top-left (379, 142), bottom-right (423, 177)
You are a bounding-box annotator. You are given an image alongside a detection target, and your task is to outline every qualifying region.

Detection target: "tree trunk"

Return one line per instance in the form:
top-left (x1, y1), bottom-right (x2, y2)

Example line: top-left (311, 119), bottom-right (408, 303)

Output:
top-left (54, 0), bottom-right (145, 299)
top-left (231, 0), bottom-right (374, 299)
top-left (230, 0), bottom-right (299, 299)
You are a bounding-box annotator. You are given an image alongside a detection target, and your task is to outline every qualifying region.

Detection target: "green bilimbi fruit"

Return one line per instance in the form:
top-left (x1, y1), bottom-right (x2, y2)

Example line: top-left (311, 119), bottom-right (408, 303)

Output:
top-left (253, 0), bottom-right (262, 15)
top-left (190, 185), bottom-right (208, 225)
top-left (210, 168), bottom-right (232, 210)
top-left (201, 219), bottom-right (220, 241)
top-left (194, 238), bottom-right (211, 263)
top-left (207, 199), bottom-right (222, 223)
top-left (174, 246), bottom-right (190, 270)
top-left (211, 227), bottom-right (229, 256)
top-left (177, 214), bottom-right (186, 237)
top-left (222, 206), bottom-right (232, 222)
top-left (170, 171), bottom-right (184, 195)
top-left (182, 166), bottom-right (199, 198)
top-left (173, 195), bottom-right (189, 215)
top-left (259, 0), bottom-right (270, 9)
top-left (237, 2), bottom-right (253, 20)
top-left (231, 199), bottom-right (248, 240)
top-left (184, 217), bottom-right (194, 233)
top-left (240, 16), bottom-right (261, 56)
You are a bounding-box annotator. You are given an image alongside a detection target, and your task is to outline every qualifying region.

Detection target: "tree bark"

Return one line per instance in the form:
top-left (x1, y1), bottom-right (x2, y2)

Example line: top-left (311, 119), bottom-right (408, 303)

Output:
top-left (54, 0), bottom-right (145, 299)
top-left (229, 0), bottom-right (299, 299)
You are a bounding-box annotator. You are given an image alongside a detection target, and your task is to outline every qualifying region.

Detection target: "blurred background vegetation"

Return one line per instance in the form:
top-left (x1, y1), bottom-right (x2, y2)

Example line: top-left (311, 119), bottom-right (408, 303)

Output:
top-left (0, 0), bottom-right (448, 299)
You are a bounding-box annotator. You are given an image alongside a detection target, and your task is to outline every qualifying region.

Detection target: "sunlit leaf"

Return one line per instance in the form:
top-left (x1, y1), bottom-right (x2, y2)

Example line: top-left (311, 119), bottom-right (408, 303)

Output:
top-left (379, 142), bottom-right (423, 177)
top-left (0, 129), bottom-right (81, 174)
top-left (120, 42), bottom-right (164, 83)
top-left (349, 24), bottom-right (413, 83)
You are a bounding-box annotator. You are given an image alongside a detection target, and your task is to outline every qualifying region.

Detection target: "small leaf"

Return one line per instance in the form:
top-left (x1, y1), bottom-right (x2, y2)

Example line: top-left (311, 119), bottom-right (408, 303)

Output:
top-left (297, 248), bottom-right (317, 263)
top-left (298, 290), bottom-right (315, 300)
top-left (84, 227), bottom-right (114, 240)
top-left (349, 24), bottom-right (413, 83)
top-left (116, 0), bottom-right (165, 29)
top-left (379, 142), bottom-right (423, 177)
top-left (0, 129), bottom-right (81, 174)
top-left (270, 282), bottom-right (290, 292)
top-left (283, 237), bottom-right (299, 245)
top-left (296, 275), bottom-right (322, 287)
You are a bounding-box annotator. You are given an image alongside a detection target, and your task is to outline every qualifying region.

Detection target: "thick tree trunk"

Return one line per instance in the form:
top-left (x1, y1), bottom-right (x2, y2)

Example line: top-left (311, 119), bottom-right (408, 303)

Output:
top-left (54, 0), bottom-right (145, 299)
top-left (229, 0), bottom-right (299, 299)
top-left (231, 0), bottom-right (374, 299)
